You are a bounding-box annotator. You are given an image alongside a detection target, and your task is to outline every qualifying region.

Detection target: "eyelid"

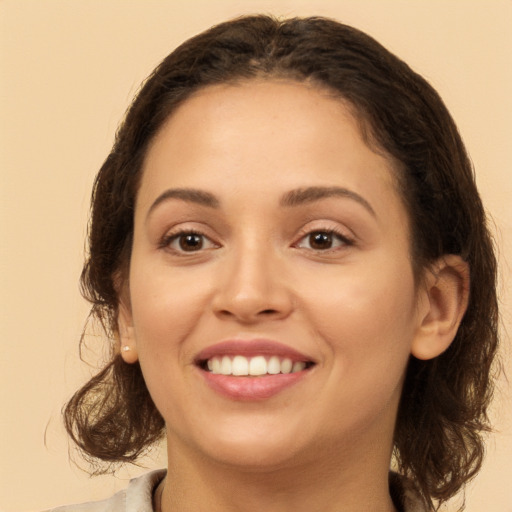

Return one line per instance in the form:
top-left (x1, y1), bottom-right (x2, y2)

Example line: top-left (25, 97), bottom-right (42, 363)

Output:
top-left (158, 227), bottom-right (220, 254)
top-left (296, 230), bottom-right (352, 249)
top-left (292, 222), bottom-right (356, 251)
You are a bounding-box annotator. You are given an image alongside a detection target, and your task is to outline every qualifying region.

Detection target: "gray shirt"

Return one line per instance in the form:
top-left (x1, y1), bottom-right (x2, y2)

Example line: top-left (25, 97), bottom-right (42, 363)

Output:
top-left (47, 469), bottom-right (428, 512)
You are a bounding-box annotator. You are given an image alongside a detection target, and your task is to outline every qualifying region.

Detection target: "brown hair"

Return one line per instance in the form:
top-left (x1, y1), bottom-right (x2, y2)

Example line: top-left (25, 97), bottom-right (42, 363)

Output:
top-left (64, 15), bottom-right (499, 509)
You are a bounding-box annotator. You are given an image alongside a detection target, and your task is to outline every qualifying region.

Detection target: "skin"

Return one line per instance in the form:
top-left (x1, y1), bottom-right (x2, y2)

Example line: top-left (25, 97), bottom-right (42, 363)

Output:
top-left (119, 80), bottom-right (469, 512)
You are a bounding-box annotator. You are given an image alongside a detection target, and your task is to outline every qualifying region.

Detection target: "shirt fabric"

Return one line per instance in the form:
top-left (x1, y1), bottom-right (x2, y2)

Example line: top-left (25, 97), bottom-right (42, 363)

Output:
top-left (47, 469), bottom-right (429, 512)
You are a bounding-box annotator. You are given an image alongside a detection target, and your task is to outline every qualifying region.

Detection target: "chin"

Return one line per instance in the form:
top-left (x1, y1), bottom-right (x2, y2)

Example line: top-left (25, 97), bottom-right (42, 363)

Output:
top-left (184, 418), bottom-right (313, 471)
top-left (205, 441), bottom-right (304, 472)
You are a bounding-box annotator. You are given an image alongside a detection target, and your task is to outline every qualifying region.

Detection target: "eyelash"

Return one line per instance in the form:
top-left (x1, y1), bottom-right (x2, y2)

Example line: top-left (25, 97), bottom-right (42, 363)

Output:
top-left (159, 229), bottom-right (218, 254)
top-left (294, 228), bottom-right (354, 252)
top-left (158, 226), bottom-right (354, 255)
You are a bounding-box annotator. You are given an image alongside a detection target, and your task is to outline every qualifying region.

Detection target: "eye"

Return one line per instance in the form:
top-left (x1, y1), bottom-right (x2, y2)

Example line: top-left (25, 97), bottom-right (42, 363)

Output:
top-left (162, 231), bottom-right (218, 253)
top-left (296, 230), bottom-right (351, 251)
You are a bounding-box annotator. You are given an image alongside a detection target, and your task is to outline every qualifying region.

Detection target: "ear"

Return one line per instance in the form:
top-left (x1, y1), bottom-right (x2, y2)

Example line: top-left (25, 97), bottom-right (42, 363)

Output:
top-left (411, 255), bottom-right (470, 360)
top-left (117, 295), bottom-right (139, 364)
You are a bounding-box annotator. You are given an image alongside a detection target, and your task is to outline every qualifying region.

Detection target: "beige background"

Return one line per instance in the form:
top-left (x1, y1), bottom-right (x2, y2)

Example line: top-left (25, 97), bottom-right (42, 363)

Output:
top-left (1, 0), bottom-right (511, 510)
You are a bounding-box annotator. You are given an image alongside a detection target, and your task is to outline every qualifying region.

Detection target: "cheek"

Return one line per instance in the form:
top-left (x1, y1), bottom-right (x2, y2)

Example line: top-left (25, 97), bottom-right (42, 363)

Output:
top-left (302, 257), bottom-right (418, 381)
top-left (305, 248), bottom-right (416, 322)
top-left (128, 261), bottom-right (213, 359)
top-left (310, 274), bottom-right (416, 425)
top-left (127, 263), bottom-right (215, 421)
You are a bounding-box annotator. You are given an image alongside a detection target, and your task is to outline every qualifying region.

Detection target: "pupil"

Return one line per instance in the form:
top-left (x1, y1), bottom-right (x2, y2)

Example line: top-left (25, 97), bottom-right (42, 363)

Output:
top-left (310, 232), bottom-right (332, 249)
top-left (180, 234), bottom-right (202, 251)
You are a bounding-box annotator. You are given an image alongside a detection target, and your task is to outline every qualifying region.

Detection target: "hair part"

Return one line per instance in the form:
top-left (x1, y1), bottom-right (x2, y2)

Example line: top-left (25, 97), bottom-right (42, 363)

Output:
top-left (64, 15), bottom-right (499, 510)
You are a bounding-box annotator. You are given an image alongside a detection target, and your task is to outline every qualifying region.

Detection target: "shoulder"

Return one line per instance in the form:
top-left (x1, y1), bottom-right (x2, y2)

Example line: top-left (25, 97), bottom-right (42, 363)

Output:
top-left (44, 469), bottom-right (166, 512)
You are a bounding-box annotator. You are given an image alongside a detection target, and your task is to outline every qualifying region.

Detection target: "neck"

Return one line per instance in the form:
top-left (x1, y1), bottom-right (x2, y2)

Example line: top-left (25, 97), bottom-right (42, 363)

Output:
top-left (159, 436), bottom-right (397, 512)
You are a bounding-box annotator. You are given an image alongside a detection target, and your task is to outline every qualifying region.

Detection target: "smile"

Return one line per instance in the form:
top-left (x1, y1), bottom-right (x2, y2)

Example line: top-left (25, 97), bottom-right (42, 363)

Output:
top-left (195, 339), bottom-right (316, 400)
top-left (204, 355), bottom-right (311, 376)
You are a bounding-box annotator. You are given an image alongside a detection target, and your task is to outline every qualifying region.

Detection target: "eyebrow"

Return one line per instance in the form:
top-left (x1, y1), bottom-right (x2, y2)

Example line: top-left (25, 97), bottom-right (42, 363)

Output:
top-left (146, 185), bottom-right (375, 218)
top-left (280, 186), bottom-right (376, 217)
top-left (147, 188), bottom-right (220, 218)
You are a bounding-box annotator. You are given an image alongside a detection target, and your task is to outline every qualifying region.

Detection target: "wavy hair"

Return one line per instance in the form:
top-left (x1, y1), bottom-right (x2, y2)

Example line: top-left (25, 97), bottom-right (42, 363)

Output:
top-left (63, 15), bottom-right (499, 509)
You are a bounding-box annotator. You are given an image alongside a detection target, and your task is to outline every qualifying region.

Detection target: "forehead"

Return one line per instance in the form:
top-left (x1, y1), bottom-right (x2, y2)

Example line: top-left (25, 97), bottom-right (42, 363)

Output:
top-left (138, 80), bottom-right (405, 223)
top-left (144, 81), bottom-right (395, 175)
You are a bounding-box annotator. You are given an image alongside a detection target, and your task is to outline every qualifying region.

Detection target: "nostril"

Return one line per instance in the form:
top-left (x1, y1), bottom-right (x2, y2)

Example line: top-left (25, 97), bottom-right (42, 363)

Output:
top-left (260, 309), bottom-right (278, 315)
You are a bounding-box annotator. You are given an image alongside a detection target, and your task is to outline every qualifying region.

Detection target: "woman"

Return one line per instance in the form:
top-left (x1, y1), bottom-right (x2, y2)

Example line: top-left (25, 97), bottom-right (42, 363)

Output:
top-left (57, 15), bottom-right (498, 512)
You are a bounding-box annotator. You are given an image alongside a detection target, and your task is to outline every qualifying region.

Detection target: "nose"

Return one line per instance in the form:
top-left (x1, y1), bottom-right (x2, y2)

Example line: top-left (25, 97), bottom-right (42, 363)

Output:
top-left (212, 242), bottom-right (294, 324)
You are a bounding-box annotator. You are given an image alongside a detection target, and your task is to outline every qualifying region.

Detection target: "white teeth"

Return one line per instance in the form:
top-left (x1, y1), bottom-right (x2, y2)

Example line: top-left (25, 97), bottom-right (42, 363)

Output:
top-left (249, 356), bottom-right (267, 376)
top-left (281, 358), bottom-right (293, 374)
top-left (232, 355), bottom-right (249, 375)
top-left (207, 355), bottom-right (308, 376)
top-left (292, 361), bottom-right (306, 373)
top-left (221, 356), bottom-right (232, 375)
top-left (267, 356), bottom-right (281, 374)
top-left (212, 357), bottom-right (222, 374)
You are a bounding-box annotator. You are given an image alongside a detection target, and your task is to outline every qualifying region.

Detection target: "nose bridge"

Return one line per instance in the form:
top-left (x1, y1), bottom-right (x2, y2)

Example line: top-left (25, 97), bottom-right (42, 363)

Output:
top-left (213, 231), bottom-right (292, 321)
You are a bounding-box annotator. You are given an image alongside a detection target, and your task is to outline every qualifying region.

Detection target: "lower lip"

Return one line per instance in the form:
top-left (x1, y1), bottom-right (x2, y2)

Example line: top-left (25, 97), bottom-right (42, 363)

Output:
top-left (200, 369), bottom-right (309, 401)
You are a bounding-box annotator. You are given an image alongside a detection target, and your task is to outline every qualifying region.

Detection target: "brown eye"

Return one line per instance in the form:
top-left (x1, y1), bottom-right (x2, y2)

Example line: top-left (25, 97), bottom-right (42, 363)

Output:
top-left (179, 233), bottom-right (203, 251)
top-left (163, 231), bottom-right (218, 253)
top-left (308, 232), bottom-right (334, 250)
top-left (296, 230), bottom-right (351, 251)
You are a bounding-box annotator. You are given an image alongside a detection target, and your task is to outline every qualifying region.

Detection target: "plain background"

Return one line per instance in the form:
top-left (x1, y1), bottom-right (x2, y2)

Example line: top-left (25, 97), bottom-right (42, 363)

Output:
top-left (1, 1), bottom-right (511, 510)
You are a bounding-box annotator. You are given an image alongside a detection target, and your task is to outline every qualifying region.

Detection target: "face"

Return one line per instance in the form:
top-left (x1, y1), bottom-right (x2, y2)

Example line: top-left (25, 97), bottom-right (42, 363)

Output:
top-left (120, 80), bottom-right (428, 471)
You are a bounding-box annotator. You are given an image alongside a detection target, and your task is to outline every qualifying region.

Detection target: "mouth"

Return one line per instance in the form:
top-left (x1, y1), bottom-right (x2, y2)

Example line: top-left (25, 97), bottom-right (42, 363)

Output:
top-left (198, 355), bottom-right (315, 376)
top-left (194, 339), bottom-right (316, 400)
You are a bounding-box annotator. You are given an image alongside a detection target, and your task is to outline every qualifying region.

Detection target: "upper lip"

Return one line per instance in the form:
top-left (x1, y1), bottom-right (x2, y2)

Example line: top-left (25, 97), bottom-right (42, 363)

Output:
top-left (194, 339), bottom-right (315, 365)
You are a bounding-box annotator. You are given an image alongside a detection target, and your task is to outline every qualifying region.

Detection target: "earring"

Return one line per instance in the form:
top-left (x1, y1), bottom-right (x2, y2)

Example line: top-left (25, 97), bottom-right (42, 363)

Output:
top-left (120, 343), bottom-right (138, 364)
